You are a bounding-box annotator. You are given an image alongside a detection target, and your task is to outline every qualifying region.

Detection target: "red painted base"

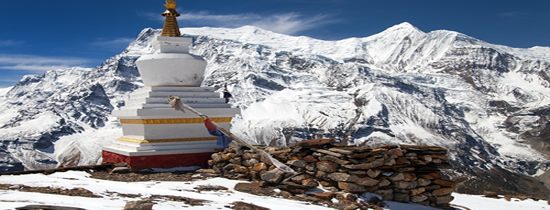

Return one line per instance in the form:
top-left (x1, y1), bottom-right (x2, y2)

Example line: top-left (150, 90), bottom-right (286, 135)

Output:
top-left (102, 150), bottom-right (213, 169)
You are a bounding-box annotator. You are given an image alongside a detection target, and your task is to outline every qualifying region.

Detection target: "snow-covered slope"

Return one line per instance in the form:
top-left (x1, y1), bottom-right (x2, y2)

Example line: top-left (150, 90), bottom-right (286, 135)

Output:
top-left (0, 171), bottom-right (548, 210)
top-left (0, 23), bottom-right (549, 196)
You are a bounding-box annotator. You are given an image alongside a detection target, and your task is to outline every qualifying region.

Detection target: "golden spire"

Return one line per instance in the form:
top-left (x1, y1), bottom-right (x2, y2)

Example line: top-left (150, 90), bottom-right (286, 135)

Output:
top-left (161, 0), bottom-right (181, 37)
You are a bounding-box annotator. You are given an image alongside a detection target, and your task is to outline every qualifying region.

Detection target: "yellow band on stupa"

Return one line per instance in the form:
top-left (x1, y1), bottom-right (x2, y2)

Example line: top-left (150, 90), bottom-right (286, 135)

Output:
top-left (118, 136), bottom-right (218, 144)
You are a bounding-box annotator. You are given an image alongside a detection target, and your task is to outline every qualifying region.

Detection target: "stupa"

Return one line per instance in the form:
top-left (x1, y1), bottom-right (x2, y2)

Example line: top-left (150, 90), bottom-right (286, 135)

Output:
top-left (102, 0), bottom-right (240, 169)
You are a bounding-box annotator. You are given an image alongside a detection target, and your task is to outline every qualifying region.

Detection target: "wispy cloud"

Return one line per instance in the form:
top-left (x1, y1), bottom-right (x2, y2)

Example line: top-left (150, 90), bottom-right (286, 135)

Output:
top-left (91, 37), bottom-right (134, 47)
top-left (0, 40), bottom-right (24, 47)
top-left (498, 11), bottom-right (525, 18)
top-left (0, 54), bottom-right (91, 72)
top-left (145, 11), bottom-right (337, 35)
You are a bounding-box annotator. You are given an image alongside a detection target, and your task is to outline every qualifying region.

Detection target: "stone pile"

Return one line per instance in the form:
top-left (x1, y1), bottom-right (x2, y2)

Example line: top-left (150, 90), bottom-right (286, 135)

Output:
top-left (207, 139), bottom-right (456, 208)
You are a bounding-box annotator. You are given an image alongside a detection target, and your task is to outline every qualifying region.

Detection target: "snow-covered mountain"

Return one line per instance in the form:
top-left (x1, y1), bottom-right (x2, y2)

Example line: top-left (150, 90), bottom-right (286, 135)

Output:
top-left (1, 22), bottom-right (549, 196)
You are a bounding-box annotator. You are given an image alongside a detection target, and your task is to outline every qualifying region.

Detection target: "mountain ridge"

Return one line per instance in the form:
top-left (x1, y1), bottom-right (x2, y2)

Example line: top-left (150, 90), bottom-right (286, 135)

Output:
top-left (0, 22), bottom-right (549, 197)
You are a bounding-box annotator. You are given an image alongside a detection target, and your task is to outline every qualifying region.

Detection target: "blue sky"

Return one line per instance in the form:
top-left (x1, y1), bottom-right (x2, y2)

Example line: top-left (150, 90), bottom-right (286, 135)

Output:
top-left (0, 0), bottom-right (549, 87)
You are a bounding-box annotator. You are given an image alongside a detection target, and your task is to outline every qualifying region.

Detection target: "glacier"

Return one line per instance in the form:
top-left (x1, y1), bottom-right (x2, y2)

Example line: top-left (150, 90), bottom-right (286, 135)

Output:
top-left (0, 22), bottom-right (549, 196)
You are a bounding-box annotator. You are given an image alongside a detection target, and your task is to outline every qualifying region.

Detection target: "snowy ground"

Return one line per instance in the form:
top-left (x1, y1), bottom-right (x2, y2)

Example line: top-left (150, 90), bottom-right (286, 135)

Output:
top-left (0, 171), bottom-right (548, 210)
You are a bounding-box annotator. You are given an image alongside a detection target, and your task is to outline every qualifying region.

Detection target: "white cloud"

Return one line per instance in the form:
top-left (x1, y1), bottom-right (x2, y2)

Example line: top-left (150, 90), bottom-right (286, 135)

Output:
top-left (147, 11), bottom-right (337, 35)
top-left (91, 37), bottom-right (134, 47)
top-left (0, 54), bottom-right (91, 72)
top-left (0, 40), bottom-right (24, 47)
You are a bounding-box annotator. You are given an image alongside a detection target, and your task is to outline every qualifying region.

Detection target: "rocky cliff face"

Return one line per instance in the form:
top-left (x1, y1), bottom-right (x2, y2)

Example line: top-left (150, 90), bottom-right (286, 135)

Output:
top-left (0, 22), bottom-right (549, 196)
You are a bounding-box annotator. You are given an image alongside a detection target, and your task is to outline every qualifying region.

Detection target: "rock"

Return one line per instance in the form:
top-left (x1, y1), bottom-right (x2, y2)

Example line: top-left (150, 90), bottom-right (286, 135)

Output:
top-left (197, 169), bottom-right (217, 174)
top-left (389, 173), bottom-right (405, 182)
top-left (384, 158), bottom-right (396, 166)
top-left (231, 201), bottom-right (270, 210)
top-left (343, 158), bottom-right (385, 170)
top-left (417, 178), bottom-right (431, 186)
top-left (211, 153), bottom-right (223, 162)
top-left (483, 191), bottom-right (499, 198)
top-left (312, 149), bottom-right (344, 158)
top-left (411, 194), bottom-right (428, 203)
top-left (395, 157), bottom-right (411, 165)
top-left (328, 172), bottom-right (352, 182)
top-left (353, 177), bottom-right (379, 187)
top-left (378, 179), bottom-right (391, 187)
top-left (328, 148), bottom-right (354, 155)
top-left (433, 179), bottom-right (455, 187)
top-left (367, 169), bottom-right (381, 178)
top-left (124, 199), bottom-right (154, 210)
top-left (349, 170), bottom-right (368, 175)
top-left (311, 192), bottom-right (335, 200)
top-left (16, 205), bottom-right (86, 210)
top-left (338, 182), bottom-right (366, 193)
top-left (110, 167), bottom-right (131, 174)
top-left (287, 160), bottom-right (307, 168)
top-left (242, 153), bottom-right (255, 160)
top-left (336, 192), bottom-right (359, 202)
top-left (305, 164), bottom-right (316, 171)
top-left (403, 173), bottom-right (416, 182)
top-left (423, 155), bottom-right (433, 162)
top-left (388, 148), bottom-right (404, 157)
top-left (319, 181), bottom-right (333, 188)
top-left (425, 185), bottom-right (441, 191)
top-left (260, 169), bottom-right (285, 184)
top-left (435, 195), bottom-right (454, 205)
top-left (194, 185), bottom-right (229, 191)
top-left (315, 170), bottom-right (327, 179)
top-left (295, 138), bottom-right (335, 148)
top-left (376, 189), bottom-right (393, 200)
top-left (420, 172), bottom-right (440, 180)
top-left (302, 155), bottom-right (317, 163)
top-left (432, 188), bottom-right (454, 196)
top-left (234, 165), bottom-right (249, 174)
top-left (319, 155), bottom-right (350, 165)
top-left (316, 161), bottom-right (338, 173)
top-left (393, 193), bottom-right (410, 203)
top-left (395, 181), bottom-right (417, 189)
top-left (242, 159), bottom-right (259, 167)
top-left (234, 183), bottom-right (276, 196)
top-left (279, 191), bottom-right (292, 198)
top-left (230, 157), bottom-right (242, 165)
top-left (290, 174), bottom-right (308, 183)
top-left (410, 188), bottom-right (426, 196)
top-left (221, 153), bottom-right (233, 161)
top-left (252, 163), bottom-right (267, 172)
top-left (302, 179), bottom-right (318, 188)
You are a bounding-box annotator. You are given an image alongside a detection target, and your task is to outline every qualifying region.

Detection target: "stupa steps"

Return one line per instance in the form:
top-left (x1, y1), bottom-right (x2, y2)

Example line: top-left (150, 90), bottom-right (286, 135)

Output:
top-left (142, 97), bottom-right (226, 104)
top-left (104, 143), bottom-right (215, 156)
top-left (127, 96), bottom-right (225, 104)
top-left (131, 91), bottom-right (219, 98)
top-left (135, 86), bottom-right (216, 93)
top-left (124, 103), bottom-right (230, 110)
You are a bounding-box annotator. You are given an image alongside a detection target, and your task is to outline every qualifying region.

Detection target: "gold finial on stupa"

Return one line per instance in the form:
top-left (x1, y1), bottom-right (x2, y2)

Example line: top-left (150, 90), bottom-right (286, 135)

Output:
top-left (161, 0), bottom-right (181, 37)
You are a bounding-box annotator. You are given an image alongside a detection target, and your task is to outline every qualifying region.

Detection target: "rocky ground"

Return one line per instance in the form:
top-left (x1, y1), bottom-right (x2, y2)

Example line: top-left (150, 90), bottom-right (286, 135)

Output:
top-left (0, 166), bottom-right (549, 210)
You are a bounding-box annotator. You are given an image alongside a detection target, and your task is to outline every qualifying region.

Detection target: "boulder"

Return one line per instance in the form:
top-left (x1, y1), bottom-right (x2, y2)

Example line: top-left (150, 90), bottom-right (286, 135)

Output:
top-left (287, 160), bottom-right (307, 168)
top-left (260, 169), bottom-right (285, 184)
top-left (234, 183), bottom-right (277, 196)
top-left (316, 161), bottom-right (338, 173)
top-left (124, 199), bottom-right (154, 210)
top-left (338, 182), bottom-right (366, 193)
top-left (432, 188), bottom-right (454, 196)
top-left (328, 173), bottom-right (352, 182)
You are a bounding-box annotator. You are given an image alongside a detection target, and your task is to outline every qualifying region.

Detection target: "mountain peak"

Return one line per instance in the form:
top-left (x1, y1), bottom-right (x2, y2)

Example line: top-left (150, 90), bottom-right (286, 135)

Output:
top-left (385, 22), bottom-right (422, 32)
